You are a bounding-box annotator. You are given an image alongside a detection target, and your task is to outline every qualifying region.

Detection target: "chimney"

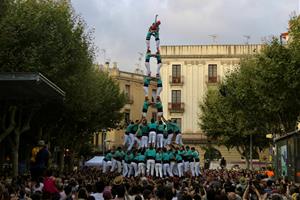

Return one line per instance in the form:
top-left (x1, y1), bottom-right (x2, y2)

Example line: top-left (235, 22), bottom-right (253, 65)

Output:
top-left (104, 62), bottom-right (110, 70)
top-left (113, 62), bottom-right (118, 69)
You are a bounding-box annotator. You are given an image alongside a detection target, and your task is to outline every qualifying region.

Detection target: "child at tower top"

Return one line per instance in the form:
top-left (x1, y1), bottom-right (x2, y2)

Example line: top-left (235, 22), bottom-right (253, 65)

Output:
top-left (146, 15), bottom-right (161, 53)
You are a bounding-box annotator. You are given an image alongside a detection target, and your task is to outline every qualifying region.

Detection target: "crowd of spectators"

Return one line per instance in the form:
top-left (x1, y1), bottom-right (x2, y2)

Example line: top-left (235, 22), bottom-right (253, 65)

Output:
top-left (0, 167), bottom-right (299, 200)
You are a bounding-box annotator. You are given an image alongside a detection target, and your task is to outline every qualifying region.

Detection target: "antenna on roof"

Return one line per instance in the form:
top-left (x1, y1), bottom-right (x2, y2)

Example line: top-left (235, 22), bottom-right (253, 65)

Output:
top-left (134, 52), bottom-right (144, 74)
top-left (243, 35), bottom-right (251, 44)
top-left (209, 34), bottom-right (217, 44)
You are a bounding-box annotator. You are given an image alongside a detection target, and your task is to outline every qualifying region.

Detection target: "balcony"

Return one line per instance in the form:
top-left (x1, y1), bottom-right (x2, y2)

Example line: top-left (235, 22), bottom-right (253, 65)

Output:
top-left (169, 76), bottom-right (184, 86)
top-left (168, 102), bottom-right (184, 113)
top-left (125, 94), bottom-right (134, 104)
top-left (205, 75), bottom-right (221, 85)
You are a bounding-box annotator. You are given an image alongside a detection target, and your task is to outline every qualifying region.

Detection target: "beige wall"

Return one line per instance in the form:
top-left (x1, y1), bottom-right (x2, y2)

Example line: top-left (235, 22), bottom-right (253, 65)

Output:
top-left (94, 64), bottom-right (157, 148)
top-left (160, 44), bottom-right (268, 166)
top-left (160, 44), bottom-right (263, 140)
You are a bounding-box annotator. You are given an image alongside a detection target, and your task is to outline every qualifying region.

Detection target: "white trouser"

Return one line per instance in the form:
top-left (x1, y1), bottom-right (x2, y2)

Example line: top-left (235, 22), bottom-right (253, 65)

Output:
top-left (111, 159), bottom-right (116, 172)
top-left (141, 136), bottom-right (148, 148)
top-left (135, 137), bottom-right (141, 149)
top-left (156, 40), bottom-right (160, 50)
top-left (124, 134), bottom-right (131, 146)
top-left (156, 134), bottom-right (164, 148)
top-left (163, 137), bottom-right (168, 147)
top-left (131, 162), bottom-right (138, 177)
top-left (128, 133), bottom-right (135, 150)
top-left (146, 40), bottom-right (150, 50)
top-left (163, 163), bottom-right (171, 177)
top-left (138, 163), bottom-right (146, 176)
top-left (170, 162), bottom-right (176, 177)
top-left (123, 162), bottom-right (129, 177)
top-left (149, 131), bottom-right (156, 146)
top-left (167, 134), bottom-right (173, 145)
top-left (177, 162), bottom-right (184, 177)
top-left (156, 63), bottom-right (162, 76)
top-left (155, 163), bottom-right (163, 178)
top-left (173, 163), bottom-right (178, 176)
top-left (190, 162), bottom-right (195, 176)
top-left (143, 86), bottom-right (149, 96)
top-left (145, 62), bottom-right (151, 76)
top-left (184, 161), bottom-right (190, 173)
top-left (116, 160), bottom-right (122, 173)
top-left (175, 134), bottom-right (183, 145)
top-left (146, 159), bottom-right (155, 176)
top-left (195, 161), bottom-right (201, 176)
top-left (157, 86), bottom-right (162, 97)
top-left (103, 161), bottom-right (111, 173)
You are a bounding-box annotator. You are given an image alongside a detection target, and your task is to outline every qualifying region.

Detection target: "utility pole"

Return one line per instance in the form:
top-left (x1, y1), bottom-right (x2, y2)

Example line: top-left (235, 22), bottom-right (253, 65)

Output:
top-left (243, 35), bottom-right (251, 44)
top-left (209, 34), bottom-right (218, 44)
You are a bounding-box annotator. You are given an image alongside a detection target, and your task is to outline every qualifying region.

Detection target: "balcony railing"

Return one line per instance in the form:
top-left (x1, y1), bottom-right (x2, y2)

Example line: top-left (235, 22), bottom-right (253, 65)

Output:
top-left (169, 76), bottom-right (184, 86)
top-left (168, 102), bottom-right (184, 113)
top-left (125, 94), bottom-right (134, 104)
top-left (205, 75), bottom-right (221, 85)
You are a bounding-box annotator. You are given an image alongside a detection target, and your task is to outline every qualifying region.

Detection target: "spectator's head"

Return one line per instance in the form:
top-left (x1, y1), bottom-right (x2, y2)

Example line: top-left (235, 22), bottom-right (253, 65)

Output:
top-left (95, 180), bottom-right (105, 193)
top-left (78, 188), bottom-right (88, 199)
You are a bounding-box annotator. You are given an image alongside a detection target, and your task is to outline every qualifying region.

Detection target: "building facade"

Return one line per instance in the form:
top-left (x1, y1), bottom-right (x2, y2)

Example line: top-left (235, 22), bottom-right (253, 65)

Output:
top-left (93, 62), bottom-right (157, 150)
top-left (160, 44), bottom-right (269, 166)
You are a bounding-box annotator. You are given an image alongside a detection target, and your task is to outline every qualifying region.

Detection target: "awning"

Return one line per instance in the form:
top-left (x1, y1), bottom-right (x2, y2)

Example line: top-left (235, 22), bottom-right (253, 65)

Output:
top-left (0, 72), bottom-right (65, 101)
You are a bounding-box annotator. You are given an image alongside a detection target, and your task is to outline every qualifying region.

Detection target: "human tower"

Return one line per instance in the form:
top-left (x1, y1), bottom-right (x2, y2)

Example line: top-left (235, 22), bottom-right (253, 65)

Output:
top-left (102, 16), bottom-right (201, 178)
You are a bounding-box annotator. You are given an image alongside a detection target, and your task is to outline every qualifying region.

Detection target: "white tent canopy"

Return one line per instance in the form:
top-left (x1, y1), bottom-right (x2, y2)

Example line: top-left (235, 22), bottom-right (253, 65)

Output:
top-left (84, 156), bottom-right (104, 167)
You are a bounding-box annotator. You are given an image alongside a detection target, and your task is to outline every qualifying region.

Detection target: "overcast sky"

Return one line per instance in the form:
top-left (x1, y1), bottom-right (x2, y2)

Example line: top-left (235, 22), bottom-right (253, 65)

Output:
top-left (71, 0), bottom-right (298, 72)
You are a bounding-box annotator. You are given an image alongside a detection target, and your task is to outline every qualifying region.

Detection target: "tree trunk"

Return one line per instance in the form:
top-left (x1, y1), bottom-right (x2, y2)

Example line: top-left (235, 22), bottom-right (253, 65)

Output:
top-left (236, 146), bottom-right (250, 169)
top-left (11, 133), bottom-right (20, 177)
top-left (58, 147), bottom-right (64, 173)
top-left (0, 106), bottom-right (17, 143)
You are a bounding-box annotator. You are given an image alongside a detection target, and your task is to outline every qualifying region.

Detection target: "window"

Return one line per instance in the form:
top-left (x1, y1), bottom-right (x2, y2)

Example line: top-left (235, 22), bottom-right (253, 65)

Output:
top-left (171, 90), bottom-right (181, 103)
top-left (152, 89), bottom-right (157, 102)
top-left (171, 118), bottom-right (182, 130)
top-left (124, 112), bottom-right (130, 124)
top-left (172, 65), bottom-right (181, 83)
top-left (208, 64), bottom-right (217, 83)
top-left (125, 84), bottom-right (130, 98)
top-left (172, 65), bottom-right (181, 77)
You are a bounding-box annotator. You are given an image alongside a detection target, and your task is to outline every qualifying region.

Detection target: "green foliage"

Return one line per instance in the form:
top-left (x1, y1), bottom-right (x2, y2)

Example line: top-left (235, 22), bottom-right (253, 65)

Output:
top-left (200, 16), bottom-right (300, 161)
top-left (0, 0), bottom-right (125, 151)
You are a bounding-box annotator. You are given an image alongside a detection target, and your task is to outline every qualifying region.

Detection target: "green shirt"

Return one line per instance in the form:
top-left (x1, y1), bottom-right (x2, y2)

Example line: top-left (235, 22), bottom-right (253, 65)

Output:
top-left (136, 128), bottom-right (143, 137)
top-left (157, 123), bottom-right (165, 133)
top-left (156, 101), bottom-right (163, 110)
top-left (140, 124), bottom-right (149, 136)
top-left (105, 152), bottom-right (112, 161)
top-left (144, 76), bottom-right (151, 86)
top-left (166, 122), bottom-right (174, 132)
top-left (143, 101), bottom-right (150, 111)
top-left (162, 152), bottom-right (170, 161)
top-left (155, 152), bottom-right (162, 161)
top-left (126, 124), bottom-right (134, 133)
top-left (148, 122), bottom-right (157, 131)
top-left (157, 78), bottom-right (162, 87)
top-left (145, 149), bottom-right (156, 158)
top-left (137, 154), bottom-right (146, 162)
top-left (176, 154), bottom-right (183, 162)
top-left (170, 122), bottom-right (180, 132)
top-left (132, 124), bottom-right (139, 133)
top-left (114, 150), bottom-right (123, 160)
top-left (192, 151), bottom-right (200, 161)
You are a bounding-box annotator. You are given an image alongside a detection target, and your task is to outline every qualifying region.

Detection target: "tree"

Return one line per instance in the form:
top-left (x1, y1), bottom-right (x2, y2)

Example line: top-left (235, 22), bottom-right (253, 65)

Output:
top-left (200, 16), bottom-right (300, 169)
top-left (0, 0), bottom-right (125, 176)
